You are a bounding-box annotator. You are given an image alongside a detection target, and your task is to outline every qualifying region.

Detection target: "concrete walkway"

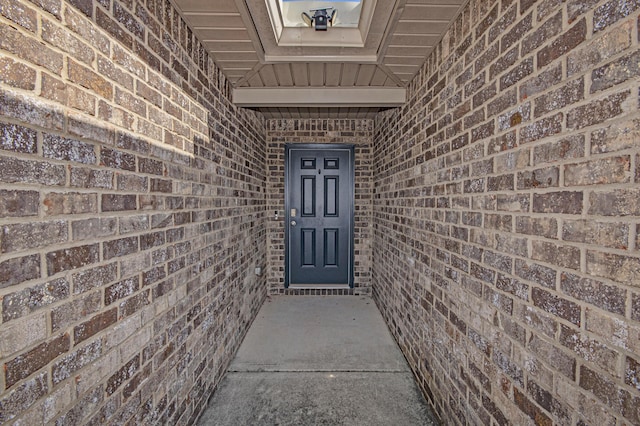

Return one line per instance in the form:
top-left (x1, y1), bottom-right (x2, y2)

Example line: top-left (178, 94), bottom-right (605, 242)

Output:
top-left (197, 296), bottom-right (439, 426)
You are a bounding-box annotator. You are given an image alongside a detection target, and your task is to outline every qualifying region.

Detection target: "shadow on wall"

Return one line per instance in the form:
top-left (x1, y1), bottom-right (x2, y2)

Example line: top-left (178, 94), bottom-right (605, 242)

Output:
top-left (0, 89), bottom-right (267, 425)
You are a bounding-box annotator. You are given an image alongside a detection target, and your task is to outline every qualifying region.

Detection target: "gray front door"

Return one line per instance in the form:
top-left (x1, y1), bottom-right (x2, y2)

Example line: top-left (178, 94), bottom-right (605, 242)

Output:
top-left (285, 144), bottom-right (354, 287)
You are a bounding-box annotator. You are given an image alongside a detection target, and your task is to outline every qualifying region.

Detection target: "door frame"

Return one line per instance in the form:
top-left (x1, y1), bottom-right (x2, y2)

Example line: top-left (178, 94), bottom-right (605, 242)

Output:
top-left (284, 143), bottom-right (355, 288)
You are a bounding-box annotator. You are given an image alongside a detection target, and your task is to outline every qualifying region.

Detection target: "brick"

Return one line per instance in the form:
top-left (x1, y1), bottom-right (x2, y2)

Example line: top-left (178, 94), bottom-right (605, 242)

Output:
top-left (568, 21), bottom-right (632, 76)
top-left (101, 194), bottom-right (137, 211)
top-left (533, 135), bottom-right (585, 166)
top-left (139, 158), bottom-right (164, 176)
top-left (475, 5), bottom-right (498, 38)
top-left (591, 50), bottom-right (640, 93)
top-left (496, 273), bottom-right (528, 300)
top-left (533, 191), bottom-right (582, 215)
top-left (537, 18), bottom-right (586, 69)
top-left (140, 231), bottom-right (165, 250)
top-left (0, 22), bottom-right (63, 74)
top-left (72, 263), bottom-right (117, 294)
top-left (526, 380), bottom-right (569, 425)
top-left (119, 290), bottom-right (150, 318)
top-left (52, 340), bottom-right (102, 384)
top-left (586, 251), bottom-right (640, 284)
top-left (64, 6), bottom-right (109, 52)
top-left (97, 55), bottom-right (134, 91)
top-left (71, 217), bottom-right (117, 241)
top-left (51, 290), bottom-right (101, 331)
top-left (519, 113), bottom-right (563, 144)
top-left (105, 277), bottom-right (139, 305)
top-left (0, 372), bottom-right (47, 423)
top-left (532, 240), bottom-right (580, 271)
top-left (487, 174), bottom-right (514, 192)
top-left (489, 89), bottom-right (518, 118)
top-left (96, 7), bottom-right (133, 48)
top-left (43, 133), bottom-right (97, 164)
top-left (520, 63), bottom-right (562, 100)
top-left (42, 19), bottom-right (94, 65)
top-left (68, 113), bottom-right (115, 144)
top-left (2, 278), bottom-right (69, 322)
top-left (514, 387), bottom-right (552, 426)
top-left (516, 217), bottom-right (557, 239)
top-left (100, 147), bottom-right (136, 171)
top-left (0, 90), bottom-right (65, 131)
top-left (588, 188), bottom-right (640, 216)
top-left (500, 12), bottom-right (532, 52)
top-left (0, 122), bottom-right (37, 154)
top-left (0, 312), bottom-right (47, 358)
top-left (562, 272), bottom-right (625, 317)
top-left (114, 2), bottom-right (144, 40)
top-left (0, 189), bottom-right (39, 218)
top-left (4, 333), bottom-right (70, 388)
top-left (532, 287), bottom-right (581, 326)
top-left (522, 11), bottom-right (562, 54)
top-left (496, 193), bottom-right (529, 212)
top-left (567, 90), bottom-right (630, 130)
top-left (74, 308), bottom-right (118, 344)
top-left (0, 56), bottom-right (36, 91)
top-left (489, 46), bottom-right (519, 81)
top-left (482, 394), bottom-right (508, 426)
top-left (104, 236), bottom-right (139, 260)
top-left (0, 0), bottom-right (38, 31)
top-left (106, 355), bottom-right (140, 395)
top-left (625, 356), bottom-right (640, 391)
top-left (562, 219), bottom-right (628, 249)
top-left (66, 0), bottom-right (92, 17)
top-left (593, 0), bottom-right (640, 32)
top-left (119, 215), bottom-right (150, 234)
top-left (534, 78), bottom-right (584, 117)
top-left (579, 365), bottom-right (620, 409)
top-left (43, 192), bottom-right (98, 216)
top-left (529, 333), bottom-right (575, 379)
top-left (0, 155), bottom-right (66, 186)
top-left (0, 254), bottom-right (41, 289)
top-left (634, 293), bottom-right (640, 321)
top-left (1, 220), bottom-right (68, 253)
top-left (68, 58), bottom-right (113, 99)
top-left (517, 166), bottom-right (559, 189)
top-left (56, 385), bottom-right (104, 425)
top-left (117, 174), bottom-right (148, 192)
top-left (115, 86), bottom-right (147, 116)
top-left (46, 244), bottom-right (99, 275)
top-left (500, 58), bottom-right (533, 91)
top-left (514, 260), bottom-right (556, 288)
top-left (473, 83), bottom-right (497, 109)
top-left (70, 167), bottom-right (114, 189)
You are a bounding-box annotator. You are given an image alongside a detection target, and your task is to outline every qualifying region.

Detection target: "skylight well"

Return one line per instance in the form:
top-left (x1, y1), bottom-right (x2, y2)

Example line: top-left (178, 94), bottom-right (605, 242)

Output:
top-left (279, 0), bottom-right (363, 28)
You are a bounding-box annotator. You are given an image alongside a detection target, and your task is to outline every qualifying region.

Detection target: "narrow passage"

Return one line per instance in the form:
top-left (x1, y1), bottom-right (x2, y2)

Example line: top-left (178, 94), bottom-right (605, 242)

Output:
top-left (197, 296), bottom-right (439, 425)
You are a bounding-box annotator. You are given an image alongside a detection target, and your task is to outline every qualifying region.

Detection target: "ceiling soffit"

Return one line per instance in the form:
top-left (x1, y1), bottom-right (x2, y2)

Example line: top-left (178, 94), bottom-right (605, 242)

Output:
top-left (173, 0), bottom-right (466, 116)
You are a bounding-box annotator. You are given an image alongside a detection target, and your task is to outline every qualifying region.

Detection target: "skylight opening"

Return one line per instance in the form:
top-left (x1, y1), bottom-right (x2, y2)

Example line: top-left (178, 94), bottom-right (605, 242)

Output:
top-left (279, 0), bottom-right (363, 28)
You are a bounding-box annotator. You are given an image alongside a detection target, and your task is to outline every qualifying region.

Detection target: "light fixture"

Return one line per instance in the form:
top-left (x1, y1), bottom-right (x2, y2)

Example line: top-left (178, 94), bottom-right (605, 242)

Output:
top-left (301, 7), bottom-right (337, 31)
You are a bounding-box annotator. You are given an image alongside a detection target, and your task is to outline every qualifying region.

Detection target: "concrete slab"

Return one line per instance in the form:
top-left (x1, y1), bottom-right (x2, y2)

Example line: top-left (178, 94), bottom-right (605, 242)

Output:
top-left (197, 296), bottom-right (439, 425)
top-left (197, 372), bottom-right (439, 426)
top-left (230, 296), bottom-right (409, 372)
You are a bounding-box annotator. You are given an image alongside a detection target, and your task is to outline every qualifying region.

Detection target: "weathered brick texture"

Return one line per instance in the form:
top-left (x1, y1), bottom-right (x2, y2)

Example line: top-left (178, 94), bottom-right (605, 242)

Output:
top-left (0, 0), bottom-right (266, 424)
top-left (373, 0), bottom-right (640, 424)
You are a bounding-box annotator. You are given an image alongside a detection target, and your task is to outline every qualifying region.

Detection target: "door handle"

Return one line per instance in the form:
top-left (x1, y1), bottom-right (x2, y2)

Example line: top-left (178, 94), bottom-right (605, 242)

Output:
top-left (290, 220), bottom-right (297, 226)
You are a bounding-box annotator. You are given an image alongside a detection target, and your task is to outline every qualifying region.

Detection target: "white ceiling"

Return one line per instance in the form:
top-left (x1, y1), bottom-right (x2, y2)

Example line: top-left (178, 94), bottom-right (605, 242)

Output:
top-left (173, 0), bottom-right (465, 118)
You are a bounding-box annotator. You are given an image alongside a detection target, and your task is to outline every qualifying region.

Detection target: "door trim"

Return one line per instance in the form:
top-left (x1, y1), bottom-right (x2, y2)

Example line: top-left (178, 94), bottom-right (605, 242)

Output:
top-left (284, 143), bottom-right (355, 288)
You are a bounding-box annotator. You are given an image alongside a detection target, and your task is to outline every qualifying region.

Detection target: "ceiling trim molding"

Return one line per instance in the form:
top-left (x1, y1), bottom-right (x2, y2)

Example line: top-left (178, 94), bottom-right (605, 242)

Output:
top-left (233, 87), bottom-right (406, 107)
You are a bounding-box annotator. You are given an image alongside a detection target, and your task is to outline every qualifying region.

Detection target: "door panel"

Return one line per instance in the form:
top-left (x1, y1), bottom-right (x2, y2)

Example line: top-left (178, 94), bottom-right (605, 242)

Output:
top-left (285, 145), bottom-right (354, 286)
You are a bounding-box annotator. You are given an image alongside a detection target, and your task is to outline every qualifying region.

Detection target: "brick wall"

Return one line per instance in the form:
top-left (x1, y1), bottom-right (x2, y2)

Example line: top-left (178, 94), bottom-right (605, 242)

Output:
top-left (266, 119), bottom-right (373, 295)
top-left (0, 0), bottom-right (266, 424)
top-left (373, 0), bottom-right (640, 424)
